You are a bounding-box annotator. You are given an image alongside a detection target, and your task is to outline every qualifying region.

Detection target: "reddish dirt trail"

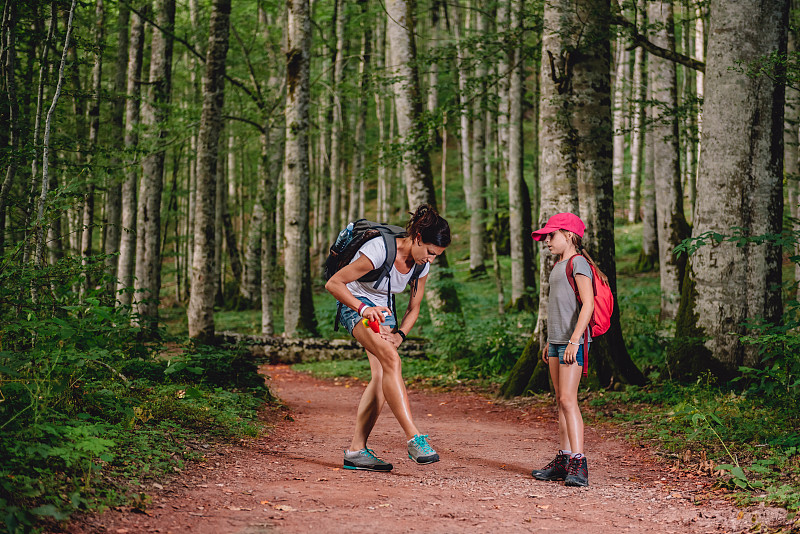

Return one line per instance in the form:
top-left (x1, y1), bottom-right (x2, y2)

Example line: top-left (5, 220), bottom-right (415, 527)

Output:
top-left (66, 364), bottom-right (787, 534)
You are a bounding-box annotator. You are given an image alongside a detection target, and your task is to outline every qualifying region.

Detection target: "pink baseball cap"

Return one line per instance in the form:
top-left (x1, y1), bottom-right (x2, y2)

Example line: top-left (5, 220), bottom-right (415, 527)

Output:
top-left (531, 212), bottom-right (585, 241)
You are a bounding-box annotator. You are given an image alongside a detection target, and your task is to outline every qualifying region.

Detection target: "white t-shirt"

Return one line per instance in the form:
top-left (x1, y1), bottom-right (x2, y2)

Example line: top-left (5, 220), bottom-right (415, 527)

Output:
top-left (345, 237), bottom-right (430, 308)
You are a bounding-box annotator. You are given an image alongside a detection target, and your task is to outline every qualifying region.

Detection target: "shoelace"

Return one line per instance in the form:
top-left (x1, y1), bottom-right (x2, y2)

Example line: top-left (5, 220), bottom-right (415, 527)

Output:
top-left (414, 434), bottom-right (434, 454)
top-left (567, 458), bottom-right (585, 476)
top-left (362, 448), bottom-right (381, 460)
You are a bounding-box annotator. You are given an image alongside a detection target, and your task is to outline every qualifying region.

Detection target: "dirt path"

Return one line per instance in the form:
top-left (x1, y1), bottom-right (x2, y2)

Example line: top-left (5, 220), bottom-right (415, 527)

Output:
top-left (66, 364), bottom-right (788, 534)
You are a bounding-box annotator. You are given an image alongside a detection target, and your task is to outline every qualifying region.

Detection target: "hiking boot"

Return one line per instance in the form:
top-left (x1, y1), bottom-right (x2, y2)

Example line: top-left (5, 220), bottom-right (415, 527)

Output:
top-left (343, 448), bottom-right (393, 472)
top-left (407, 434), bottom-right (439, 464)
top-left (564, 456), bottom-right (589, 487)
top-left (531, 452), bottom-right (569, 481)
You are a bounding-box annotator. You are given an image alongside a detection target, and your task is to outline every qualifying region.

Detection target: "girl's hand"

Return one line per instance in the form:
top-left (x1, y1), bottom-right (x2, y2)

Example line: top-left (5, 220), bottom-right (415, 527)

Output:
top-left (563, 341), bottom-right (579, 365)
top-left (541, 343), bottom-right (549, 364)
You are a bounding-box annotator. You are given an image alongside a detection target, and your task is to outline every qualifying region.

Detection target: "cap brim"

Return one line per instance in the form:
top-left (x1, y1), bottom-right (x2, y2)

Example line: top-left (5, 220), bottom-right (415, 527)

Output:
top-left (531, 225), bottom-right (557, 241)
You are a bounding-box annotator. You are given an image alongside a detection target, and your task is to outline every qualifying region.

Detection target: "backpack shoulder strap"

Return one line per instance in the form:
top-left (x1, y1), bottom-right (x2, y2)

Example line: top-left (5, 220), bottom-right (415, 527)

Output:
top-left (566, 254), bottom-right (582, 305)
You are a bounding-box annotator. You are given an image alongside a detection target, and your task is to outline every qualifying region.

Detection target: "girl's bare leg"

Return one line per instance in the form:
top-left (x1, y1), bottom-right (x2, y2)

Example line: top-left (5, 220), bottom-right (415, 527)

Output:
top-left (349, 351), bottom-right (386, 451)
top-left (353, 323), bottom-right (420, 440)
top-left (548, 356), bottom-right (571, 451)
top-left (557, 362), bottom-right (584, 454)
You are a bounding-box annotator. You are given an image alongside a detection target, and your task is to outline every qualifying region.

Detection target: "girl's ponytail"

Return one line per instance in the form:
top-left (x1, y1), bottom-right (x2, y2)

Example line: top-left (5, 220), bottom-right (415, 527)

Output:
top-left (566, 232), bottom-right (609, 285)
top-left (406, 204), bottom-right (451, 247)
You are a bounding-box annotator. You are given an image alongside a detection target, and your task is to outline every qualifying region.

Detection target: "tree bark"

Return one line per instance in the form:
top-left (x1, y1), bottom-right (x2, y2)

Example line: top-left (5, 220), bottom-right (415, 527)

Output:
top-left (451, 1), bottom-right (472, 203)
top-left (637, 79), bottom-right (659, 272)
top-left (674, 0), bottom-right (788, 378)
top-left (790, 25), bottom-right (800, 301)
top-left (116, 5), bottom-right (145, 310)
top-left (103, 2), bottom-right (130, 297)
top-left (283, 0), bottom-right (317, 337)
top-left (327, 0), bottom-right (345, 242)
top-left (468, 3), bottom-right (487, 276)
top-left (187, 0), bottom-right (231, 341)
top-left (628, 0), bottom-right (645, 223)
top-left (0, 1), bottom-right (19, 254)
top-left (648, 0), bottom-right (689, 320)
top-left (134, 0), bottom-right (176, 331)
top-left (385, 0), bottom-right (462, 323)
top-left (611, 35), bottom-right (628, 188)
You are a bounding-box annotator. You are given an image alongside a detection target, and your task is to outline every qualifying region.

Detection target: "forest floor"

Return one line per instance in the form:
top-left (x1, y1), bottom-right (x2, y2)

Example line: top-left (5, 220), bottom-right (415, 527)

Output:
top-left (64, 364), bottom-right (792, 534)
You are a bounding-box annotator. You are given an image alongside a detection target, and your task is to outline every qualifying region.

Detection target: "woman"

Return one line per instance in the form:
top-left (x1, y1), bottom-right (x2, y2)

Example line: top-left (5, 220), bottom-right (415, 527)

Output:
top-left (325, 204), bottom-right (450, 472)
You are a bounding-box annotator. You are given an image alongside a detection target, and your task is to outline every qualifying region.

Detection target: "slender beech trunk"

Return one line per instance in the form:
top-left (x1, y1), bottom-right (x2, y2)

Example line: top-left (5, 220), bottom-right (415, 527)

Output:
top-left (0, 2), bottom-right (19, 254)
top-left (628, 0), bottom-right (645, 223)
top-left (187, 0), bottom-right (231, 341)
top-left (611, 36), bottom-right (628, 188)
top-left (374, 18), bottom-right (389, 222)
top-left (469, 3), bottom-right (487, 276)
top-left (694, 4), bottom-right (704, 209)
top-left (637, 81), bottom-right (659, 271)
top-left (327, 0), bottom-right (345, 241)
top-left (283, 0), bottom-right (317, 337)
top-left (648, 0), bottom-right (689, 320)
top-left (35, 0), bottom-right (77, 276)
top-left (81, 0), bottom-right (104, 301)
top-left (508, 0), bottom-right (534, 309)
top-left (117, 9), bottom-right (145, 309)
top-left (134, 0), bottom-right (176, 331)
top-left (451, 1), bottom-right (472, 202)
top-left (386, 0), bottom-right (463, 323)
top-left (103, 2), bottom-right (129, 297)
top-left (674, 0), bottom-right (788, 378)
top-left (350, 7), bottom-right (370, 222)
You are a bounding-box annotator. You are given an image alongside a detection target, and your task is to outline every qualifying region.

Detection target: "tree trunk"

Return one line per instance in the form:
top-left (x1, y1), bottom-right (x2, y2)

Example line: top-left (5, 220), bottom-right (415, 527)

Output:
top-left (790, 27), bottom-right (800, 302)
top-left (350, 11), bottom-right (370, 223)
top-left (674, 0), bottom-right (788, 378)
top-left (0, 2), bottom-right (19, 255)
top-left (508, 0), bottom-right (534, 309)
top-left (103, 2), bottom-right (130, 298)
top-left (283, 0), bottom-right (317, 337)
top-left (374, 17), bottom-right (389, 222)
top-left (187, 0), bottom-right (231, 342)
top-left (637, 81), bottom-right (659, 272)
top-left (327, 0), bottom-right (345, 243)
top-left (386, 0), bottom-right (463, 323)
top-left (648, 0), bottom-right (689, 320)
top-left (81, 0), bottom-right (105, 301)
top-left (628, 0), bottom-right (645, 223)
top-left (611, 36), bottom-right (628, 188)
top-left (116, 5), bottom-right (145, 310)
top-left (469, 3), bottom-right (487, 277)
top-left (451, 1), bottom-right (472, 203)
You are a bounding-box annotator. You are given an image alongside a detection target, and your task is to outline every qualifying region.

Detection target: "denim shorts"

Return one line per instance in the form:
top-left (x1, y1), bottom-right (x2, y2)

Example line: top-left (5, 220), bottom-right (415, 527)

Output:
top-left (548, 342), bottom-right (585, 366)
top-left (338, 296), bottom-right (397, 336)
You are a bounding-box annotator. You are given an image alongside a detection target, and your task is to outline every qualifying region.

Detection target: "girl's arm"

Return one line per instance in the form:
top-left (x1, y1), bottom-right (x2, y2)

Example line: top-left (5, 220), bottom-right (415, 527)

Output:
top-left (563, 274), bottom-right (595, 365)
top-left (324, 254), bottom-right (392, 324)
top-left (381, 273), bottom-right (428, 347)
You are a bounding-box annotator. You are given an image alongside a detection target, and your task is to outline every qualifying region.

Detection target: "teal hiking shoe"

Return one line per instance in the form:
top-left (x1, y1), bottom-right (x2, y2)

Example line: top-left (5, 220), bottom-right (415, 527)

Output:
top-left (407, 434), bottom-right (439, 464)
top-left (343, 448), bottom-right (393, 472)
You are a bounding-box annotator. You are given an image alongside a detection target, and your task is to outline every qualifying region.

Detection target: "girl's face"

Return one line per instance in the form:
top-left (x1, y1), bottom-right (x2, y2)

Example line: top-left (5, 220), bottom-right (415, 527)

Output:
top-left (544, 230), bottom-right (572, 257)
top-left (411, 238), bottom-right (446, 265)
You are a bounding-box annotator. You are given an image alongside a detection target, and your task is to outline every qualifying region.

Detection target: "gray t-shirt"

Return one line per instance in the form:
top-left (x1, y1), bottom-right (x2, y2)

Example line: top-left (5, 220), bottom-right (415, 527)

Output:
top-left (547, 255), bottom-right (593, 345)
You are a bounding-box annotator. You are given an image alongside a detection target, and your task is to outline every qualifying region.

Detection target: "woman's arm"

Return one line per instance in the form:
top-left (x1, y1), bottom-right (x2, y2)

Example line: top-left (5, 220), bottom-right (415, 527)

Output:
top-left (563, 274), bottom-right (594, 364)
top-left (324, 254), bottom-right (393, 324)
top-left (381, 274), bottom-right (428, 347)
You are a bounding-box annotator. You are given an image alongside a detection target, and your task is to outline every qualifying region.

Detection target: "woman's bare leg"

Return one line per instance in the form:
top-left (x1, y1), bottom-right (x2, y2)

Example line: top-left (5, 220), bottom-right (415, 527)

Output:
top-left (353, 323), bottom-right (419, 440)
top-left (349, 351), bottom-right (386, 451)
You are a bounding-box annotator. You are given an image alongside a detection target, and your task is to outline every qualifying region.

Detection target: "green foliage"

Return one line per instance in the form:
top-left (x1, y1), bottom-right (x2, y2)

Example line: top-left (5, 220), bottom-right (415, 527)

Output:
top-left (0, 256), bottom-right (272, 532)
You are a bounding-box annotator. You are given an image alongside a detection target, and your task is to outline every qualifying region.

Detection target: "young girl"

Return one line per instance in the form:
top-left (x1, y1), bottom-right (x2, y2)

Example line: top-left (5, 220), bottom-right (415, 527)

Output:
top-left (529, 212), bottom-right (607, 487)
top-left (324, 205), bottom-right (449, 472)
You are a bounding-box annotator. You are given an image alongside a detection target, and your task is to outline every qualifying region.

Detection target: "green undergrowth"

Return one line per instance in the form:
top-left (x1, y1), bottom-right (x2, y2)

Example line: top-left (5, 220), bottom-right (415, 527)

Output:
top-left (589, 381), bottom-right (800, 514)
top-left (0, 258), bottom-right (275, 534)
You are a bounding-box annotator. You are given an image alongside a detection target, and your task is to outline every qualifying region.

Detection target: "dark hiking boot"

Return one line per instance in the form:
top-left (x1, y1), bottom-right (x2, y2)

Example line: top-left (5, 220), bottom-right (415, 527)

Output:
top-left (564, 456), bottom-right (589, 487)
top-left (531, 452), bottom-right (569, 481)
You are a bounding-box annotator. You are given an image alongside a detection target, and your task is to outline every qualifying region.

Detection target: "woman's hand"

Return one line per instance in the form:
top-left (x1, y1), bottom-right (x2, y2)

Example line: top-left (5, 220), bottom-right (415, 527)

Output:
top-left (541, 342), bottom-right (549, 364)
top-left (362, 306), bottom-right (392, 326)
top-left (563, 341), bottom-right (579, 365)
top-left (379, 327), bottom-right (402, 348)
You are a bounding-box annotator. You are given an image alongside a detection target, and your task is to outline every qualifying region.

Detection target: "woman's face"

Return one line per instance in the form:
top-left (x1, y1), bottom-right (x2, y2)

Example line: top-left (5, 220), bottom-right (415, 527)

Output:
top-left (412, 238), bottom-right (447, 265)
top-left (544, 230), bottom-right (571, 257)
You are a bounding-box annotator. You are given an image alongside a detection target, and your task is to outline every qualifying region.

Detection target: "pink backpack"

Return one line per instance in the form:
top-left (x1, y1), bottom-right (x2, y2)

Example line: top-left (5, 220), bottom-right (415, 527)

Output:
top-left (565, 255), bottom-right (614, 377)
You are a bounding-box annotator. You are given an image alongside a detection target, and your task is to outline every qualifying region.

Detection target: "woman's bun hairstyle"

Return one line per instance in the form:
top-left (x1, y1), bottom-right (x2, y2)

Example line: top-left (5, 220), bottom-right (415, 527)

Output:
top-left (406, 204), bottom-right (451, 247)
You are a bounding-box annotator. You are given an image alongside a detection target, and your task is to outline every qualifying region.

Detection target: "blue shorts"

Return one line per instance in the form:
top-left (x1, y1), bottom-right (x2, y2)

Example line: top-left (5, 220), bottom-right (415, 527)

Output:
top-left (548, 342), bottom-right (585, 366)
top-left (337, 296), bottom-right (397, 336)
